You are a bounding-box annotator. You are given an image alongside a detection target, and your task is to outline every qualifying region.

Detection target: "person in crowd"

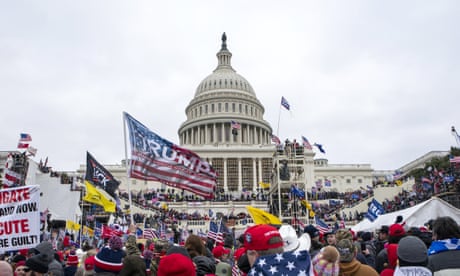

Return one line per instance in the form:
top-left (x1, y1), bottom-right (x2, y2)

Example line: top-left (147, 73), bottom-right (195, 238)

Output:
top-left (375, 223), bottom-right (406, 273)
top-left (64, 250), bottom-right (79, 276)
top-left (304, 224), bottom-right (324, 257)
top-left (243, 224), bottom-right (313, 274)
top-left (25, 253), bottom-right (50, 276)
top-left (94, 235), bottom-right (125, 275)
top-left (33, 241), bottom-right (65, 276)
top-left (427, 216), bottom-right (460, 275)
top-left (157, 253), bottom-right (196, 276)
top-left (311, 246), bottom-right (340, 276)
top-left (325, 230), bottom-right (337, 246)
top-left (336, 229), bottom-right (372, 267)
top-left (185, 234), bottom-right (215, 276)
top-left (374, 226), bottom-right (389, 256)
top-left (14, 260), bottom-right (27, 276)
top-left (336, 238), bottom-right (378, 276)
top-left (212, 245), bottom-right (231, 264)
top-left (119, 229), bottom-right (146, 276)
top-left (385, 235), bottom-right (432, 276)
top-left (0, 260), bottom-right (13, 276)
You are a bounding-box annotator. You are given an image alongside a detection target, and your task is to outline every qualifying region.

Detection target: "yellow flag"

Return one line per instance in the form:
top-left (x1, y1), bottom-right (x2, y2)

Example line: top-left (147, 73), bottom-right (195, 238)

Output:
top-left (395, 180), bottom-right (403, 186)
top-left (66, 220), bottom-right (81, 231)
top-left (83, 181), bottom-right (116, 213)
top-left (82, 226), bottom-right (94, 237)
top-left (246, 206), bottom-right (282, 225)
top-left (259, 182), bottom-right (271, 189)
top-left (300, 199), bottom-right (312, 210)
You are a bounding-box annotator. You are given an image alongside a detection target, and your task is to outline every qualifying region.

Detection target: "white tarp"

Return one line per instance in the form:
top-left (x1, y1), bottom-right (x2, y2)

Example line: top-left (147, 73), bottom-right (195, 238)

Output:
top-left (27, 161), bottom-right (81, 222)
top-left (351, 197), bottom-right (460, 232)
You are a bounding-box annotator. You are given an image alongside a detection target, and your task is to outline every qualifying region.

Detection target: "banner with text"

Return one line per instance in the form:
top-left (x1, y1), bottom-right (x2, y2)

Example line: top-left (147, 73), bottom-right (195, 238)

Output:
top-left (0, 185), bottom-right (40, 252)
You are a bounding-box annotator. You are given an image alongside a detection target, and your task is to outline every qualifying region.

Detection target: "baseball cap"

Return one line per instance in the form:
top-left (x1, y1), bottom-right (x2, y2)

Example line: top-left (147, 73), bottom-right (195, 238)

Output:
top-left (212, 245), bottom-right (230, 259)
top-left (336, 239), bottom-right (355, 263)
top-left (243, 224), bottom-right (283, 251)
top-left (389, 224), bottom-right (405, 237)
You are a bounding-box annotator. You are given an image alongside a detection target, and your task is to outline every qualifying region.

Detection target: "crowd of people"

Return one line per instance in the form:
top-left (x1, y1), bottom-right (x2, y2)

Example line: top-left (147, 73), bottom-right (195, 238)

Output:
top-left (1, 216), bottom-right (460, 275)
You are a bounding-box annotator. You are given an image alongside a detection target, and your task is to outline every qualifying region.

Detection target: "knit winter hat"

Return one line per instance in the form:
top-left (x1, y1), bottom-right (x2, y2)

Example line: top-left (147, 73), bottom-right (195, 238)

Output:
top-left (66, 250), bottom-right (79, 266)
top-left (94, 246), bottom-right (124, 273)
top-left (336, 239), bottom-right (355, 263)
top-left (243, 224), bottom-right (283, 251)
top-left (157, 253), bottom-right (195, 276)
top-left (397, 236), bottom-right (428, 264)
top-left (26, 253), bottom-right (49, 273)
top-left (312, 246), bottom-right (340, 276)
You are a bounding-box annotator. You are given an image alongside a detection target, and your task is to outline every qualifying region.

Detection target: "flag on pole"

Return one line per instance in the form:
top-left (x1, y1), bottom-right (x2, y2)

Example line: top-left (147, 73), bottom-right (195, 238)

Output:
top-left (246, 206), bottom-right (282, 225)
top-left (301, 136), bottom-right (313, 150)
top-left (85, 152), bottom-right (120, 199)
top-left (124, 112), bottom-right (217, 199)
top-left (17, 143), bottom-right (29, 149)
top-left (315, 217), bottom-right (330, 234)
top-left (231, 120), bottom-right (241, 129)
top-left (449, 156), bottom-right (460, 164)
top-left (281, 96), bottom-right (290, 110)
top-left (19, 133), bottom-right (32, 142)
top-left (365, 199), bottom-right (385, 222)
top-left (313, 143), bottom-right (326, 153)
top-left (83, 181), bottom-right (116, 213)
top-left (3, 169), bottom-right (22, 187)
top-left (271, 134), bottom-right (281, 145)
top-left (207, 221), bottom-right (224, 243)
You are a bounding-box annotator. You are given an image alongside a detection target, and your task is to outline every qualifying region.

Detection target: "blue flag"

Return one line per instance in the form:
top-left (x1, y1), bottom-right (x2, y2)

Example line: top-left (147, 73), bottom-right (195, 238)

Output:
top-left (249, 250), bottom-right (311, 275)
top-left (365, 199), bottom-right (385, 222)
top-left (313, 143), bottom-right (326, 154)
top-left (291, 185), bottom-right (305, 198)
top-left (281, 96), bottom-right (290, 110)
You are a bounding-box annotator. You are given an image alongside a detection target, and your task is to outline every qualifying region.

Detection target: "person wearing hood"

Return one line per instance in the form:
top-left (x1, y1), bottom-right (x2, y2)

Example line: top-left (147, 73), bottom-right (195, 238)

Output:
top-left (34, 241), bottom-right (65, 276)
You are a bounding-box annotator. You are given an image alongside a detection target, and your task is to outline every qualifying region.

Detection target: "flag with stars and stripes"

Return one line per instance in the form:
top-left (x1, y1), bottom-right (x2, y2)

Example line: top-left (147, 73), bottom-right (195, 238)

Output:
top-left (249, 250), bottom-right (312, 276)
top-left (124, 112), bottom-right (218, 199)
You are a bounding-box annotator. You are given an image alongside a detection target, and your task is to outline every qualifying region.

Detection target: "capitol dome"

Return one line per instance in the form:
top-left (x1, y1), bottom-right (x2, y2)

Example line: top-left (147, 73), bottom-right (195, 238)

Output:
top-left (178, 33), bottom-right (273, 148)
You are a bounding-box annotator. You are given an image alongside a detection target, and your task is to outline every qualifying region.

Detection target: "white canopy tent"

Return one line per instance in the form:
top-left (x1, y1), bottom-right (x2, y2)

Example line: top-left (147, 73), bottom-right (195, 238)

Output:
top-left (351, 197), bottom-right (460, 232)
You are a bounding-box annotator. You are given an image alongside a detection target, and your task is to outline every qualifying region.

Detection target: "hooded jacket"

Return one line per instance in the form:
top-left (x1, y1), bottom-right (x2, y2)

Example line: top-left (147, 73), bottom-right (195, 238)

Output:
top-left (339, 259), bottom-right (379, 276)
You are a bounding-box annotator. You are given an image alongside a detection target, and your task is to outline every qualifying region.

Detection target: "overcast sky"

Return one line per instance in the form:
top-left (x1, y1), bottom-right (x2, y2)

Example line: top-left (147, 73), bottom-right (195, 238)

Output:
top-left (1, 1), bottom-right (459, 172)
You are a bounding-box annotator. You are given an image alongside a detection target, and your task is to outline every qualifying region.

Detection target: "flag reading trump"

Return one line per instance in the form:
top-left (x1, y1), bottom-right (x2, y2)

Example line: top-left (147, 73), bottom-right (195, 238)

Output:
top-left (124, 112), bottom-right (218, 199)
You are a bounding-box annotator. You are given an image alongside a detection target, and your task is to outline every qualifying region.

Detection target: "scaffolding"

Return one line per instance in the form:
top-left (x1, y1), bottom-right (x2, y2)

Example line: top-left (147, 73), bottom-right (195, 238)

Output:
top-left (268, 140), bottom-right (315, 230)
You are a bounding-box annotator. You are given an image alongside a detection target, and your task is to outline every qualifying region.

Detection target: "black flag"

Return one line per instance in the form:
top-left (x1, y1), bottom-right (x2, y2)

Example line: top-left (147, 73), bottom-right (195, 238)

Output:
top-left (85, 152), bottom-right (120, 199)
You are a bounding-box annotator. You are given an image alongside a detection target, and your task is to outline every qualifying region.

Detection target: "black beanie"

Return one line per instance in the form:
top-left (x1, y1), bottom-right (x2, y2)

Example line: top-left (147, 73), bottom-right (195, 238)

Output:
top-left (26, 253), bottom-right (49, 273)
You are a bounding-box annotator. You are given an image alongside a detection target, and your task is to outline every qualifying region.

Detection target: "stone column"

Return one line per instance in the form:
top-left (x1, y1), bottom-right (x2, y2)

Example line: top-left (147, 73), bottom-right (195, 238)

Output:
top-left (223, 158), bottom-right (228, 191)
top-left (238, 158), bottom-right (242, 191)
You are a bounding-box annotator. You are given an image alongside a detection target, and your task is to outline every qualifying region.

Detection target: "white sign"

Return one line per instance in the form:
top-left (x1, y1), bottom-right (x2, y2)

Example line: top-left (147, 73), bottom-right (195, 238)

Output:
top-left (0, 185), bottom-right (40, 252)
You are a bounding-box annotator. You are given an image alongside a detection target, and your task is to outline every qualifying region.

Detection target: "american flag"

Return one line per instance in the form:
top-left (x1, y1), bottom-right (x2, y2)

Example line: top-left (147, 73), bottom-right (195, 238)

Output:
top-left (249, 250), bottom-right (311, 275)
top-left (19, 133), bottom-right (32, 142)
top-left (207, 221), bottom-right (224, 243)
top-left (232, 264), bottom-right (241, 276)
top-left (281, 96), bottom-right (290, 110)
top-left (3, 169), bottom-right (22, 187)
top-left (159, 223), bottom-right (166, 238)
top-left (231, 120), bottom-right (241, 129)
top-left (301, 136), bottom-right (313, 150)
top-left (271, 134), bottom-right (281, 145)
top-left (450, 156), bottom-right (460, 164)
top-left (124, 112), bottom-right (217, 199)
top-left (315, 217), bottom-right (330, 234)
top-left (143, 228), bottom-right (159, 240)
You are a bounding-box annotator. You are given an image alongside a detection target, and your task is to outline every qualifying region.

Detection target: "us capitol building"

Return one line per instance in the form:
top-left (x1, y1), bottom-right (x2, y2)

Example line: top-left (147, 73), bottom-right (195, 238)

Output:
top-left (1, 34), bottom-right (447, 224)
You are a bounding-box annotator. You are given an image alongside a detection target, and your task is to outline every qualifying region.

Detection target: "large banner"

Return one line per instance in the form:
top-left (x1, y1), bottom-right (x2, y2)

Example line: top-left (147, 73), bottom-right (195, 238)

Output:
top-left (0, 185), bottom-right (40, 252)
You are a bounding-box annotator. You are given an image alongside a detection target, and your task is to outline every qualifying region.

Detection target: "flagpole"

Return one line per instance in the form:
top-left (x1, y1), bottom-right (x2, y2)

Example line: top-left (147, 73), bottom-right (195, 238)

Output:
top-left (276, 104), bottom-right (281, 137)
top-left (122, 112), bottom-right (134, 225)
